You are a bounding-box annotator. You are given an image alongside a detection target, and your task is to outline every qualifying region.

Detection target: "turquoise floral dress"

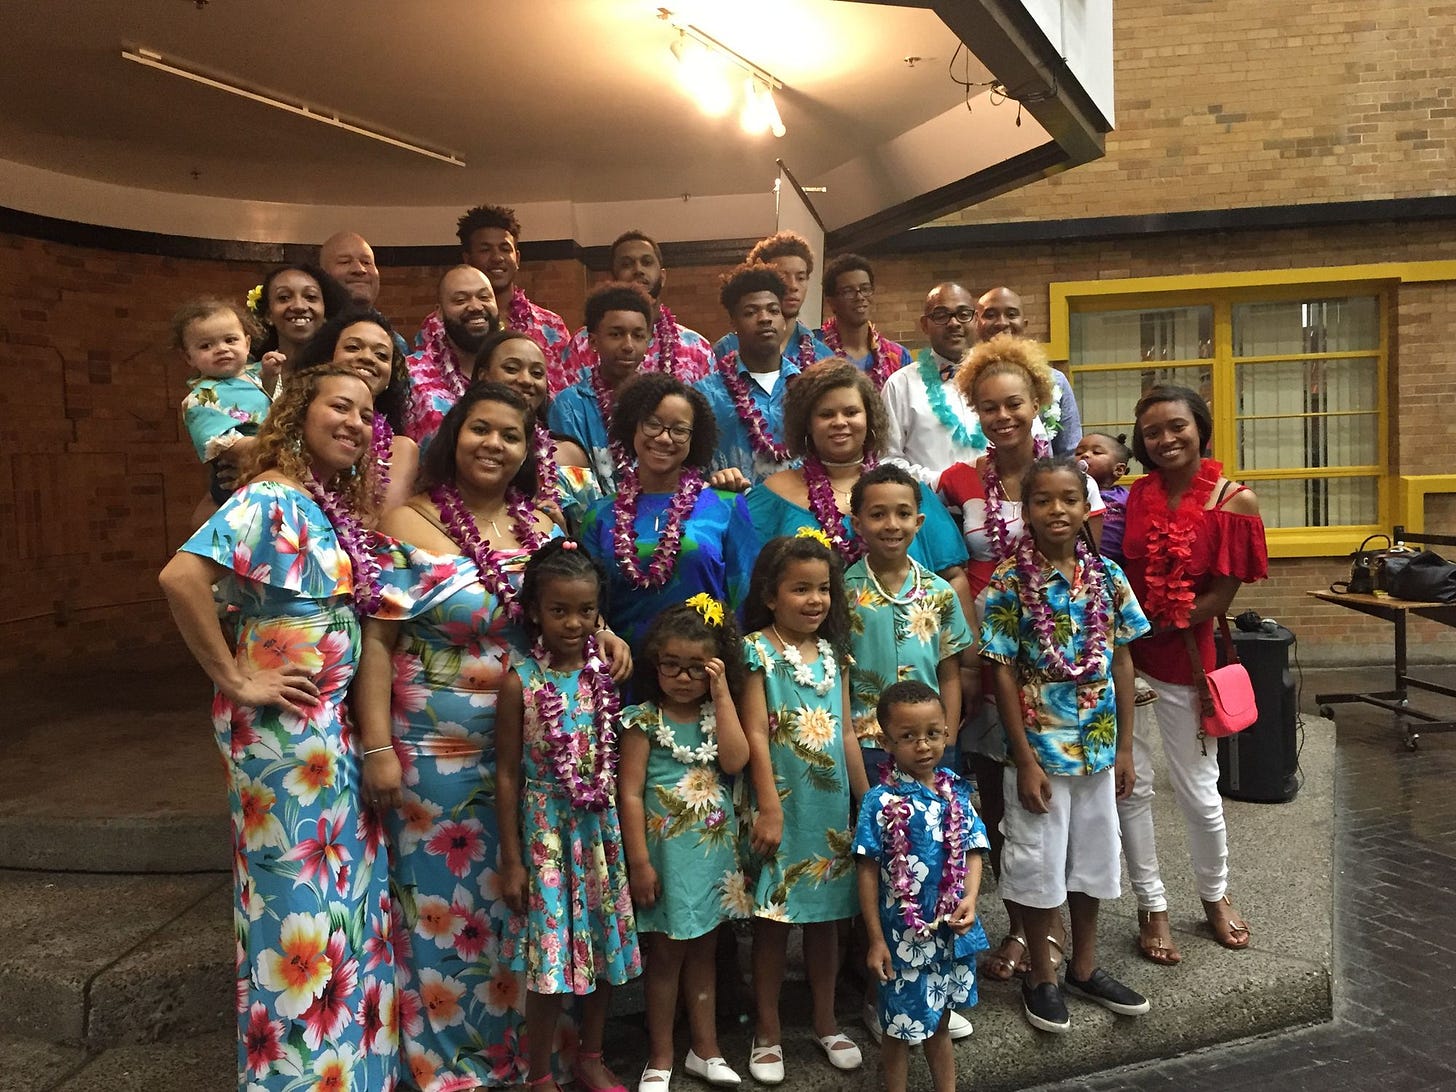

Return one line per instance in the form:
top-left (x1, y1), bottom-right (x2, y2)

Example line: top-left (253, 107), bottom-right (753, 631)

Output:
top-left (621, 702), bottom-right (752, 939)
top-left (736, 634), bottom-right (856, 923)
top-left (179, 481), bottom-right (396, 1092)
top-left (372, 541), bottom-right (550, 1091)
top-left (500, 659), bottom-right (641, 995)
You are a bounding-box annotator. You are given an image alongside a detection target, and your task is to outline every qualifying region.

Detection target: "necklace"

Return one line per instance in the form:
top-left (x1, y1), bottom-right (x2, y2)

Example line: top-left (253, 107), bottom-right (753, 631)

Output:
top-left (1014, 531), bottom-right (1112, 682)
top-left (587, 365), bottom-right (630, 467)
top-left (820, 317), bottom-right (899, 391)
top-left (792, 329), bottom-right (816, 372)
top-left (531, 420), bottom-right (565, 510)
top-left (865, 558), bottom-right (924, 606)
top-left (431, 481), bottom-right (549, 621)
top-left (651, 305), bottom-right (682, 375)
top-left (506, 286), bottom-right (551, 359)
top-left (653, 703), bottom-right (718, 765)
top-left (533, 634), bottom-right (620, 811)
top-left (716, 352), bottom-right (790, 463)
top-left (980, 438), bottom-right (1051, 562)
top-left (370, 415), bottom-right (394, 506)
top-left (1136, 459), bottom-right (1222, 628)
top-left (303, 471), bottom-right (382, 613)
top-left (769, 626), bottom-right (837, 696)
top-left (802, 451), bottom-right (875, 562)
top-left (611, 463), bottom-right (705, 588)
top-left (915, 351), bottom-right (983, 452)
top-left (883, 768), bottom-right (969, 937)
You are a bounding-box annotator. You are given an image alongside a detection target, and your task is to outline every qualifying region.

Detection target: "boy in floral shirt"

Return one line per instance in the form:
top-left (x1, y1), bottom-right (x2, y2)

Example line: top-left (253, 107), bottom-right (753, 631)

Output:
top-left (853, 680), bottom-right (989, 1092)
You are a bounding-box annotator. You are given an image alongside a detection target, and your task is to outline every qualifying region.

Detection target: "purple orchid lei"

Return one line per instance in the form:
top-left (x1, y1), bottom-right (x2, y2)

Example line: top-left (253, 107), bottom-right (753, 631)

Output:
top-left (506, 287), bottom-right (552, 359)
top-left (794, 330), bottom-right (816, 372)
top-left (531, 420), bottom-right (565, 510)
top-left (883, 767), bottom-right (969, 937)
top-left (612, 463), bottom-right (706, 588)
top-left (980, 437), bottom-right (1052, 562)
top-left (533, 634), bottom-right (620, 811)
top-left (304, 471), bottom-right (382, 613)
top-left (430, 480), bottom-right (550, 621)
top-left (1014, 528), bottom-right (1112, 683)
top-left (716, 351), bottom-right (790, 463)
top-left (820, 318), bottom-right (897, 392)
top-left (651, 305), bottom-right (681, 375)
top-left (802, 451), bottom-right (877, 563)
top-left (587, 365), bottom-right (630, 467)
top-left (370, 415), bottom-right (393, 506)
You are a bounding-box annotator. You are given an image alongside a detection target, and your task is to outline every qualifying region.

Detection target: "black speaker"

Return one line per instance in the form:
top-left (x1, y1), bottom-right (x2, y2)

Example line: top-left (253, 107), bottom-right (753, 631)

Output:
top-left (1216, 624), bottom-right (1299, 803)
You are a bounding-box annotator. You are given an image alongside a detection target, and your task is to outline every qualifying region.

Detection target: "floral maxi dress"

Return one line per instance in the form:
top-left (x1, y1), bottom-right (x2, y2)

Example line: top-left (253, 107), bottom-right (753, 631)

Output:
top-left (179, 481), bottom-right (397, 1092)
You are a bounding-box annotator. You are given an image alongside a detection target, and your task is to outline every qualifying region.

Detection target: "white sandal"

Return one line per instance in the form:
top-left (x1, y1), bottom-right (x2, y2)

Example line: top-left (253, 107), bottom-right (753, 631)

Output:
top-left (638, 1065), bottom-right (672, 1092)
top-left (747, 1041), bottom-right (783, 1085)
top-left (816, 1032), bottom-right (863, 1071)
top-left (684, 1049), bottom-right (740, 1086)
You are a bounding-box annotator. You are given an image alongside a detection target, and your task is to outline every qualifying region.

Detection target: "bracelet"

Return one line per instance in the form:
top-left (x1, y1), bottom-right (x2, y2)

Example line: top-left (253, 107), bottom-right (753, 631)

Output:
top-left (362, 745), bottom-right (394, 757)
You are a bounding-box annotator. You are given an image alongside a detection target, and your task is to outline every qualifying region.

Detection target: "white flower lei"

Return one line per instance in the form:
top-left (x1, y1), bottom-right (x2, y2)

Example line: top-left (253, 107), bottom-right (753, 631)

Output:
top-left (1040, 378), bottom-right (1064, 435)
top-left (654, 704), bottom-right (718, 765)
top-left (772, 630), bottom-right (838, 696)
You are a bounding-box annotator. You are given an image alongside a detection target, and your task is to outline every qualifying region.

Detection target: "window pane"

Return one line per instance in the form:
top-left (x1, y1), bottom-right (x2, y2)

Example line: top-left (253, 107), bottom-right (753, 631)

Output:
top-left (1255, 476), bottom-right (1379, 528)
top-left (1237, 414), bottom-right (1378, 470)
top-left (1232, 297), bottom-right (1379, 357)
top-left (1071, 307), bottom-right (1213, 364)
top-left (1074, 365), bottom-right (1213, 440)
top-left (1237, 358), bottom-right (1378, 414)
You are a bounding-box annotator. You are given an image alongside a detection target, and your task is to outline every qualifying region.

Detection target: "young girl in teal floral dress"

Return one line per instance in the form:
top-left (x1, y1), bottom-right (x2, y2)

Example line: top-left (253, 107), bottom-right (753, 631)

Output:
top-left (495, 541), bottom-right (641, 1092)
top-left (738, 532), bottom-right (870, 1084)
top-left (619, 597), bottom-right (753, 1091)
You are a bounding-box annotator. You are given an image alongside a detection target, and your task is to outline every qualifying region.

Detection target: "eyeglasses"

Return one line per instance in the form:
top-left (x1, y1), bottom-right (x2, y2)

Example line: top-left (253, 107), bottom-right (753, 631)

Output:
top-left (658, 660), bottom-right (708, 680)
top-left (892, 729), bottom-right (947, 745)
top-left (925, 307), bottom-right (977, 326)
top-left (835, 284), bottom-right (875, 300)
top-left (640, 418), bottom-right (694, 444)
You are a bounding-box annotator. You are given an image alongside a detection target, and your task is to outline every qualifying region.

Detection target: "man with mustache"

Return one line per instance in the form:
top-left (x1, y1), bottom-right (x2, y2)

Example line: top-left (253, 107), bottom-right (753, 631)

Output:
top-left (403, 265), bottom-right (500, 449)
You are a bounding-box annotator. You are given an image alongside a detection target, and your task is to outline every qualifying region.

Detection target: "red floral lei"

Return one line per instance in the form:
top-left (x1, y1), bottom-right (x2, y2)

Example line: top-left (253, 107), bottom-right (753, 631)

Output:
top-left (1137, 459), bottom-right (1222, 628)
top-left (820, 317), bottom-right (897, 391)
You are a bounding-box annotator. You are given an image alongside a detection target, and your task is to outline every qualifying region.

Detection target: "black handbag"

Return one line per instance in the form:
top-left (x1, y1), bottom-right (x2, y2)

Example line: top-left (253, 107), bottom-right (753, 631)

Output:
top-left (1332, 534), bottom-right (1416, 595)
top-left (1383, 549), bottom-right (1456, 603)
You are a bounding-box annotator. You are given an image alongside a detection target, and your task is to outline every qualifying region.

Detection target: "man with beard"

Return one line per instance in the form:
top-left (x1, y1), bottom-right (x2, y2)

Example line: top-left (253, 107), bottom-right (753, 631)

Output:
top-left (974, 286), bottom-right (1082, 457)
top-left (318, 230), bottom-right (410, 358)
top-left (548, 282), bottom-right (652, 493)
top-left (561, 230), bottom-right (713, 386)
top-left (713, 230), bottom-right (829, 371)
top-left (402, 265), bottom-right (499, 449)
top-left (814, 252), bottom-right (909, 391)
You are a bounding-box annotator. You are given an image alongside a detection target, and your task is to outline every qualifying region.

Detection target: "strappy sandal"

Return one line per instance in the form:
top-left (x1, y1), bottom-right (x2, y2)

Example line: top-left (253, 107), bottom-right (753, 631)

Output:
top-left (1203, 895), bottom-right (1251, 950)
top-left (1137, 908), bottom-right (1183, 965)
top-left (1046, 933), bottom-right (1066, 971)
top-left (981, 932), bottom-right (1028, 981)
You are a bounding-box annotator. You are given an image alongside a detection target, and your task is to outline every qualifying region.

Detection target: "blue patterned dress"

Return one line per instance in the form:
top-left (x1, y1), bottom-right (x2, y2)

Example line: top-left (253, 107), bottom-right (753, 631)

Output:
top-left (500, 659), bottom-right (642, 995)
top-left (179, 481), bottom-right (397, 1092)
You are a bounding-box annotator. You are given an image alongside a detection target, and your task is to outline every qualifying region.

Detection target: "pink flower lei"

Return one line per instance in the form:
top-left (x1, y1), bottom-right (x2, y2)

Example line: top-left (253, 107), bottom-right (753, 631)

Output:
top-left (651, 305), bottom-right (682, 375)
top-left (716, 352), bottom-right (790, 463)
top-left (303, 471), bottom-right (382, 613)
top-left (1014, 529), bottom-right (1112, 682)
top-left (612, 463), bottom-right (706, 588)
top-left (506, 287), bottom-right (552, 359)
top-left (820, 317), bottom-right (897, 392)
top-left (370, 415), bottom-right (393, 506)
top-left (533, 634), bottom-right (620, 811)
top-left (587, 365), bottom-right (631, 467)
top-left (980, 437), bottom-right (1052, 562)
top-left (802, 450), bottom-right (877, 563)
top-left (882, 768), bottom-right (969, 937)
top-left (430, 480), bottom-right (550, 621)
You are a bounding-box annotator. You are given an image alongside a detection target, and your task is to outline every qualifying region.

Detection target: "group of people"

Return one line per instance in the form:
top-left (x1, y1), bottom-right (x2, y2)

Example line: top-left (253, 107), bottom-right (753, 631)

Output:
top-left (160, 206), bottom-right (1268, 1092)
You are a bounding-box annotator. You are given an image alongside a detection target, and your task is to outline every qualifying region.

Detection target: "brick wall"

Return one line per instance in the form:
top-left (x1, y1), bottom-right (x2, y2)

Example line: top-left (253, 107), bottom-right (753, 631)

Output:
top-left (932, 0), bottom-right (1456, 226)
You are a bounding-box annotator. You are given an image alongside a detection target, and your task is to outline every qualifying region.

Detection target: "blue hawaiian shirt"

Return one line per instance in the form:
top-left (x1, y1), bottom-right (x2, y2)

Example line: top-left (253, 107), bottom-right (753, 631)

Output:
top-left (978, 553), bottom-right (1150, 776)
top-left (694, 357), bottom-right (801, 485)
top-left (547, 372), bottom-right (614, 494)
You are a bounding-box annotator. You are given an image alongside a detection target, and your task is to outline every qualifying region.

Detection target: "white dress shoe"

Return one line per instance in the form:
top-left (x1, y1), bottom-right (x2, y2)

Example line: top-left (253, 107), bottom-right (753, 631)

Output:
top-left (638, 1064), bottom-right (672, 1092)
top-left (747, 1041), bottom-right (783, 1085)
top-left (684, 1049), bottom-right (740, 1086)
top-left (816, 1032), bottom-right (863, 1071)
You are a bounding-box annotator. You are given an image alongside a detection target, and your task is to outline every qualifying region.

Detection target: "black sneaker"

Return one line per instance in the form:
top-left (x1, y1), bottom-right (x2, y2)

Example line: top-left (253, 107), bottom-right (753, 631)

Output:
top-left (1064, 967), bottom-right (1150, 1016)
top-left (1022, 980), bottom-right (1070, 1033)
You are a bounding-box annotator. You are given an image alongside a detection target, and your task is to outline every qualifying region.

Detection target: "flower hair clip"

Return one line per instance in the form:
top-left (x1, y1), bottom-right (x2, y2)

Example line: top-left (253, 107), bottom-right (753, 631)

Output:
top-left (686, 592), bottom-right (724, 627)
top-left (795, 526), bottom-right (834, 550)
top-left (245, 284), bottom-right (264, 316)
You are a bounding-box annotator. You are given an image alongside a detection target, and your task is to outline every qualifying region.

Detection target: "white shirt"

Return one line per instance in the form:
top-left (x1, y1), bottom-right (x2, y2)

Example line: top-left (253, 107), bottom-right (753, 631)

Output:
top-left (882, 350), bottom-right (988, 479)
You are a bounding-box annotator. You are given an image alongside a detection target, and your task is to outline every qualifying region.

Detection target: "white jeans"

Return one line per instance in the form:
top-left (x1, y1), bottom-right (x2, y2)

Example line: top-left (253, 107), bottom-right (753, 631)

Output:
top-left (1115, 675), bottom-right (1229, 909)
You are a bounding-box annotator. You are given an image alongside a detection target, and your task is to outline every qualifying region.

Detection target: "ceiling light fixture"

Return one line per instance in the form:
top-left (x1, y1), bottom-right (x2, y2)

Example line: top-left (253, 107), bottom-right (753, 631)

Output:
top-left (121, 47), bottom-right (465, 166)
top-left (659, 9), bottom-right (786, 138)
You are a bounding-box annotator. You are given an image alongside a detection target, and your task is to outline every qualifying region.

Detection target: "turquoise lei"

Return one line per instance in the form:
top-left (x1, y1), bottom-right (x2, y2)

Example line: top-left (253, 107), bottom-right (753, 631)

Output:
top-left (915, 350), bottom-right (985, 453)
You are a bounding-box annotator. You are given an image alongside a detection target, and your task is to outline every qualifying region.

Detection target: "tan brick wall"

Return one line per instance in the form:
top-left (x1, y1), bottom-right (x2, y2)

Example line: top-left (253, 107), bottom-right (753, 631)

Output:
top-left (932, 0), bottom-right (1456, 226)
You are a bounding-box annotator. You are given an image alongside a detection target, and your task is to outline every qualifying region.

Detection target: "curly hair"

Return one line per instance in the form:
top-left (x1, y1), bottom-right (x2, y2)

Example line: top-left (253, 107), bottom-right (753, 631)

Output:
top-left (876, 678), bottom-right (941, 734)
top-left (170, 297), bottom-right (262, 351)
top-left (632, 601), bottom-right (746, 706)
top-left (782, 359), bottom-right (888, 460)
top-left (849, 462), bottom-right (920, 515)
top-left (518, 539), bottom-right (607, 643)
top-left (418, 382), bottom-right (537, 497)
top-left (244, 365), bottom-right (377, 518)
top-left (719, 262), bottom-right (788, 314)
top-left (253, 264), bottom-right (352, 355)
top-left (1131, 384), bottom-right (1214, 468)
top-left (584, 282), bottom-right (652, 334)
top-left (289, 308), bottom-right (408, 433)
top-left (742, 535), bottom-right (853, 668)
top-left (954, 332), bottom-right (1055, 410)
top-left (455, 204), bottom-right (522, 248)
top-left (746, 230), bottom-right (814, 274)
top-left (607, 373), bottom-right (718, 471)
top-left (822, 253), bottom-right (874, 296)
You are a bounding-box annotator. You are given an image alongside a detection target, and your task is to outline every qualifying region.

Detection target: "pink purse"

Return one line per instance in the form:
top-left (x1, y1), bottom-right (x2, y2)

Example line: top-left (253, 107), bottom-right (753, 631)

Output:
top-left (1183, 619), bottom-right (1258, 750)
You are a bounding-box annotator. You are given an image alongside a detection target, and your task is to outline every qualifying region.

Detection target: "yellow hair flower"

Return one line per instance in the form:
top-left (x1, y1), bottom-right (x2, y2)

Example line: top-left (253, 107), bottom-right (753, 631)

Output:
top-left (686, 593), bottom-right (724, 627)
top-left (246, 284), bottom-right (264, 315)
top-left (795, 527), bottom-right (834, 550)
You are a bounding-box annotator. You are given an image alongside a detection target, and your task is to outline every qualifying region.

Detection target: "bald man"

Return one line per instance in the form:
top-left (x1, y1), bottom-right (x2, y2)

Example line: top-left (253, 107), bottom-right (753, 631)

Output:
top-left (402, 265), bottom-right (499, 448)
top-left (319, 231), bottom-right (410, 360)
top-left (975, 286), bottom-right (1083, 457)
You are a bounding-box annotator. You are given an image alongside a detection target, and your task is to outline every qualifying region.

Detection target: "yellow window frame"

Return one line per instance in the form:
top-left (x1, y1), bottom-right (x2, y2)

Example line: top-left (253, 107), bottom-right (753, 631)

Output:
top-left (1046, 263), bottom-right (1456, 557)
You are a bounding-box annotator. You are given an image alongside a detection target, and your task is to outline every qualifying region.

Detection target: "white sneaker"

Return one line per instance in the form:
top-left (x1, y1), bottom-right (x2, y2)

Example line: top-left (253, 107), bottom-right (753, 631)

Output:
top-left (947, 1010), bottom-right (973, 1040)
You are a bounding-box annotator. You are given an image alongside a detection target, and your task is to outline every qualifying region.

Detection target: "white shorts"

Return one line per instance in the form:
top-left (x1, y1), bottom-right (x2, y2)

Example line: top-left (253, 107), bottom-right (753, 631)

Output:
top-left (998, 766), bottom-right (1122, 908)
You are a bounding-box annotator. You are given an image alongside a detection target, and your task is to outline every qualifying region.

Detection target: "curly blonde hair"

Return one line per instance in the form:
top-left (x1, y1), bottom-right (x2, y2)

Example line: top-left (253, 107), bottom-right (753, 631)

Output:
top-left (954, 333), bottom-right (1055, 410)
top-left (244, 365), bottom-right (377, 520)
top-left (782, 359), bottom-right (889, 459)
